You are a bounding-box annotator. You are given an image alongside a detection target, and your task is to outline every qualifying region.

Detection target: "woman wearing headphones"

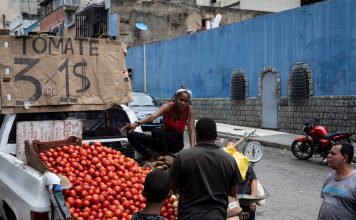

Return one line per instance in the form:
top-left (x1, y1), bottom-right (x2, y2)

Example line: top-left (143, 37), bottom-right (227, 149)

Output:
top-left (122, 87), bottom-right (195, 162)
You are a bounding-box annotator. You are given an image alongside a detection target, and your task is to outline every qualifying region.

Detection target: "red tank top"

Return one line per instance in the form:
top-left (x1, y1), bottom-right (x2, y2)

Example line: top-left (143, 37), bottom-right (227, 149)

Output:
top-left (163, 102), bottom-right (189, 134)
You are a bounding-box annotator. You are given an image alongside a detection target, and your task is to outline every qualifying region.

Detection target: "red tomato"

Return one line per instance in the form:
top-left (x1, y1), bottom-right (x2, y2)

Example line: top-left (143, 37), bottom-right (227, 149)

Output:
top-left (82, 211), bottom-right (90, 218)
top-left (168, 215), bottom-right (176, 220)
top-left (82, 143), bottom-right (89, 149)
top-left (71, 212), bottom-right (79, 219)
top-left (130, 188), bottom-right (138, 196)
top-left (105, 210), bottom-right (114, 218)
top-left (83, 199), bottom-right (90, 207)
top-left (84, 174), bottom-right (93, 183)
top-left (66, 197), bottom-right (75, 207)
top-left (162, 212), bottom-right (169, 218)
top-left (102, 200), bottom-right (110, 208)
top-left (94, 141), bottom-right (102, 147)
top-left (75, 199), bottom-right (83, 208)
top-left (124, 191), bottom-right (132, 199)
top-left (91, 194), bottom-right (100, 205)
top-left (73, 185), bottom-right (83, 195)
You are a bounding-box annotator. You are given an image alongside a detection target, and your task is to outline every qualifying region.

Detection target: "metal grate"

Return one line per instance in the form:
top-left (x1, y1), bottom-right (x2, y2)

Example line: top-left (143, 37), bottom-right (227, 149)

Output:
top-left (76, 5), bottom-right (107, 38)
top-left (231, 72), bottom-right (246, 100)
top-left (290, 67), bottom-right (309, 99)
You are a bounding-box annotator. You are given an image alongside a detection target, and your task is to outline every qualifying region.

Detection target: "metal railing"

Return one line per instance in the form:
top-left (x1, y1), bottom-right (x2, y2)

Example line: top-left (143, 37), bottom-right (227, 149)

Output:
top-left (63, 0), bottom-right (79, 6)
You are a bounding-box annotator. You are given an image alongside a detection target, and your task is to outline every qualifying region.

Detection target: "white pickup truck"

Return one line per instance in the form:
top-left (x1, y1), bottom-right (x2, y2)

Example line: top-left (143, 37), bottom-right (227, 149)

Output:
top-left (0, 105), bottom-right (140, 220)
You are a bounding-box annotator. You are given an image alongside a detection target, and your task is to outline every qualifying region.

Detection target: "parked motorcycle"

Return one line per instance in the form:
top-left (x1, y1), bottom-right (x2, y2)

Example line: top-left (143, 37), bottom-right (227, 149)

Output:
top-left (291, 119), bottom-right (352, 160)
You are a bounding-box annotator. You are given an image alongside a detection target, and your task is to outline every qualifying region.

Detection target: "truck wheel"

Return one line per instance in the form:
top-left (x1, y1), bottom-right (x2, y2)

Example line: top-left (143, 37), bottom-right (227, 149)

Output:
top-left (3, 203), bottom-right (17, 220)
top-left (6, 211), bottom-right (16, 220)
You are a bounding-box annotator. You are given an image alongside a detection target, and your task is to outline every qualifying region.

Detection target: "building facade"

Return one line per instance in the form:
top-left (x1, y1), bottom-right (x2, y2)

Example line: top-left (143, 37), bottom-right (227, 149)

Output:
top-left (0, 0), bottom-right (21, 30)
top-left (126, 0), bottom-right (356, 138)
top-left (110, 0), bottom-right (267, 46)
top-left (39, 0), bottom-right (81, 36)
top-left (9, 0), bottom-right (41, 35)
top-left (198, 0), bottom-right (301, 12)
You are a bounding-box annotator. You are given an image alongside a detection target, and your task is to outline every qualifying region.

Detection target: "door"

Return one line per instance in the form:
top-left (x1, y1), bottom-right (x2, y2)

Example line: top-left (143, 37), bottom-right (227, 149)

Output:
top-left (262, 72), bottom-right (277, 129)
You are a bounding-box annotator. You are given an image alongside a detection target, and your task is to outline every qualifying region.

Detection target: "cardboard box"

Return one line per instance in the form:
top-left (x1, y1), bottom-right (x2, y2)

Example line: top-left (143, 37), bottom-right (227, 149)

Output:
top-left (0, 35), bottom-right (132, 114)
top-left (227, 196), bottom-right (242, 218)
top-left (25, 136), bottom-right (81, 172)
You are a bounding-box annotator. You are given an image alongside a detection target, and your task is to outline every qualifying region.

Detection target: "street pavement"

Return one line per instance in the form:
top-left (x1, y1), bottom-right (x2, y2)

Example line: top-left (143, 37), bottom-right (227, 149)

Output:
top-left (215, 122), bottom-right (356, 162)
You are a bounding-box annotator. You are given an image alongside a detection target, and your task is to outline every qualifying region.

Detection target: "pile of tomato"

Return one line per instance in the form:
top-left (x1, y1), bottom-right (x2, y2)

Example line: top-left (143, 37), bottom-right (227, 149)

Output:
top-left (39, 142), bottom-right (177, 220)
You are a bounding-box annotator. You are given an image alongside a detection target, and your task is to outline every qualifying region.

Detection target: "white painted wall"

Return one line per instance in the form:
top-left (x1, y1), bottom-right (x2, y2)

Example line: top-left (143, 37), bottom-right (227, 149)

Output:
top-left (239, 0), bottom-right (300, 12)
top-left (197, 0), bottom-right (301, 12)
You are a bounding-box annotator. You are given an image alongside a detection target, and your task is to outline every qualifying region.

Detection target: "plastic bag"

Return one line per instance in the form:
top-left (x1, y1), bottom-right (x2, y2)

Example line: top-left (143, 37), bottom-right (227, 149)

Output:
top-left (256, 179), bottom-right (268, 206)
top-left (224, 146), bottom-right (250, 180)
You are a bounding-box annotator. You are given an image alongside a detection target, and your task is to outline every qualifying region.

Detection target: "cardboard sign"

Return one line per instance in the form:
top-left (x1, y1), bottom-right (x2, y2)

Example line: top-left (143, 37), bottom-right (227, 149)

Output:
top-left (0, 35), bottom-right (132, 113)
top-left (16, 120), bottom-right (83, 162)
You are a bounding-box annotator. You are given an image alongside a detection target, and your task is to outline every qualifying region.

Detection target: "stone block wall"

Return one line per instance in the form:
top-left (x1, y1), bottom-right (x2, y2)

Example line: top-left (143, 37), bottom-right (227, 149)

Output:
top-left (191, 98), bottom-right (261, 127)
top-left (279, 96), bottom-right (356, 137)
top-left (158, 97), bottom-right (261, 126)
top-left (158, 95), bottom-right (356, 141)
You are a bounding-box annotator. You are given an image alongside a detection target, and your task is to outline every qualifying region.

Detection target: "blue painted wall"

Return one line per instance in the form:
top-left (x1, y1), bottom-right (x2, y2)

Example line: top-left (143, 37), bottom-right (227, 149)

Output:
top-left (108, 13), bottom-right (118, 37)
top-left (126, 0), bottom-right (356, 98)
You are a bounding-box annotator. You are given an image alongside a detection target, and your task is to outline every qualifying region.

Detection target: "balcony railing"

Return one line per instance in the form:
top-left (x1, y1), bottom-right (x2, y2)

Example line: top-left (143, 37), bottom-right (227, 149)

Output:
top-left (64, 0), bottom-right (79, 6)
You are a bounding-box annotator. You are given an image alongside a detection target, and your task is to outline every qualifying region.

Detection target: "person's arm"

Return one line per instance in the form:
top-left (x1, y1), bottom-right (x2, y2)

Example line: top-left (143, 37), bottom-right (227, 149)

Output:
top-left (250, 178), bottom-right (257, 211)
top-left (121, 103), bottom-right (170, 132)
top-left (187, 106), bottom-right (196, 147)
top-left (228, 184), bottom-right (238, 197)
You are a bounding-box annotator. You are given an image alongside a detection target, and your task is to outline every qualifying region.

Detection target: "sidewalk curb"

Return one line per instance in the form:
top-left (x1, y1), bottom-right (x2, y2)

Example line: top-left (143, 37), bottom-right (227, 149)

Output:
top-left (217, 132), bottom-right (289, 150)
top-left (217, 132), bottom-right (356, 163)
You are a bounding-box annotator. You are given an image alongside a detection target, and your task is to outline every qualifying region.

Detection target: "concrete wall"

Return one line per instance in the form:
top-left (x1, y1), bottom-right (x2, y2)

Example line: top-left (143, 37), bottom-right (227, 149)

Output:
top-left (111, 0), bottom-right (266, 46)
top-left (127, 0), bottom-right (356, 135)
top-left (127, 0), bottom-right (356, 98)
top-left (239, 0), bottom-right (300, 12)
top-left (199, 0), bottom-right (301, 12)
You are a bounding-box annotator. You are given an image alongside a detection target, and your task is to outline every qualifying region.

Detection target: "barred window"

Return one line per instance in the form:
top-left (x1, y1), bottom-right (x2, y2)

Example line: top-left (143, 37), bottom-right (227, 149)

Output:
top-left (289, 63), bottom-right (311, 99)
top-left (230, 69), bottom-right (247, 100)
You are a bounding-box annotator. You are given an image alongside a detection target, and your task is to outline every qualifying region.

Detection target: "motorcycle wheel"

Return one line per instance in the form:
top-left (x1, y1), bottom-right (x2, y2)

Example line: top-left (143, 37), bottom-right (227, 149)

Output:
top-left (291, 140), bottom-right (314, 160)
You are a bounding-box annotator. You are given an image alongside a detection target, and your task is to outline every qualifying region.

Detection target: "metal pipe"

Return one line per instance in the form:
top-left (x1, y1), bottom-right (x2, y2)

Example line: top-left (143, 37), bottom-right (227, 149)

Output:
top-left (143, 44), bottom-right (147, 92)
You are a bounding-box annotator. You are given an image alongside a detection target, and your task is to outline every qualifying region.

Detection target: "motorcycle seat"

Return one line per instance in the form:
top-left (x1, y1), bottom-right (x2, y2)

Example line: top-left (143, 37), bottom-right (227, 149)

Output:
top-left (323, 131), bottom-right (352, 139)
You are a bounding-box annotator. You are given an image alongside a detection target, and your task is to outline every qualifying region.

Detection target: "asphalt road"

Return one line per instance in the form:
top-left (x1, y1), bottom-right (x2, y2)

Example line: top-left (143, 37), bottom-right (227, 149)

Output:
top-left (252, 147), bottom-right (331, 220)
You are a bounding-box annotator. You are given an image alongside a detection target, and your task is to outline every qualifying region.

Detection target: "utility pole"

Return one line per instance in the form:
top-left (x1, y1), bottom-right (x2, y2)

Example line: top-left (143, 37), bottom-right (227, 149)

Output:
top-left (2, 14), bottom-right (5, 30)
top-left (28, 0), bottom-right (32, 22)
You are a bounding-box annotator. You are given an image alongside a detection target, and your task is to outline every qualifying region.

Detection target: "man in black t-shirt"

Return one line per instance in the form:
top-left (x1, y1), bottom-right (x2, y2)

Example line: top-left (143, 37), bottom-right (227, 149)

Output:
top-left (169, 118), bottom-right (242, 220)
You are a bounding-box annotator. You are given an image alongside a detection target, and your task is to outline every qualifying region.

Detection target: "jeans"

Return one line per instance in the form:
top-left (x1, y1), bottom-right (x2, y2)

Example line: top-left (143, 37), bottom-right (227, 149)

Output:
top-left (127, 127), bottom-right (184, 160)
